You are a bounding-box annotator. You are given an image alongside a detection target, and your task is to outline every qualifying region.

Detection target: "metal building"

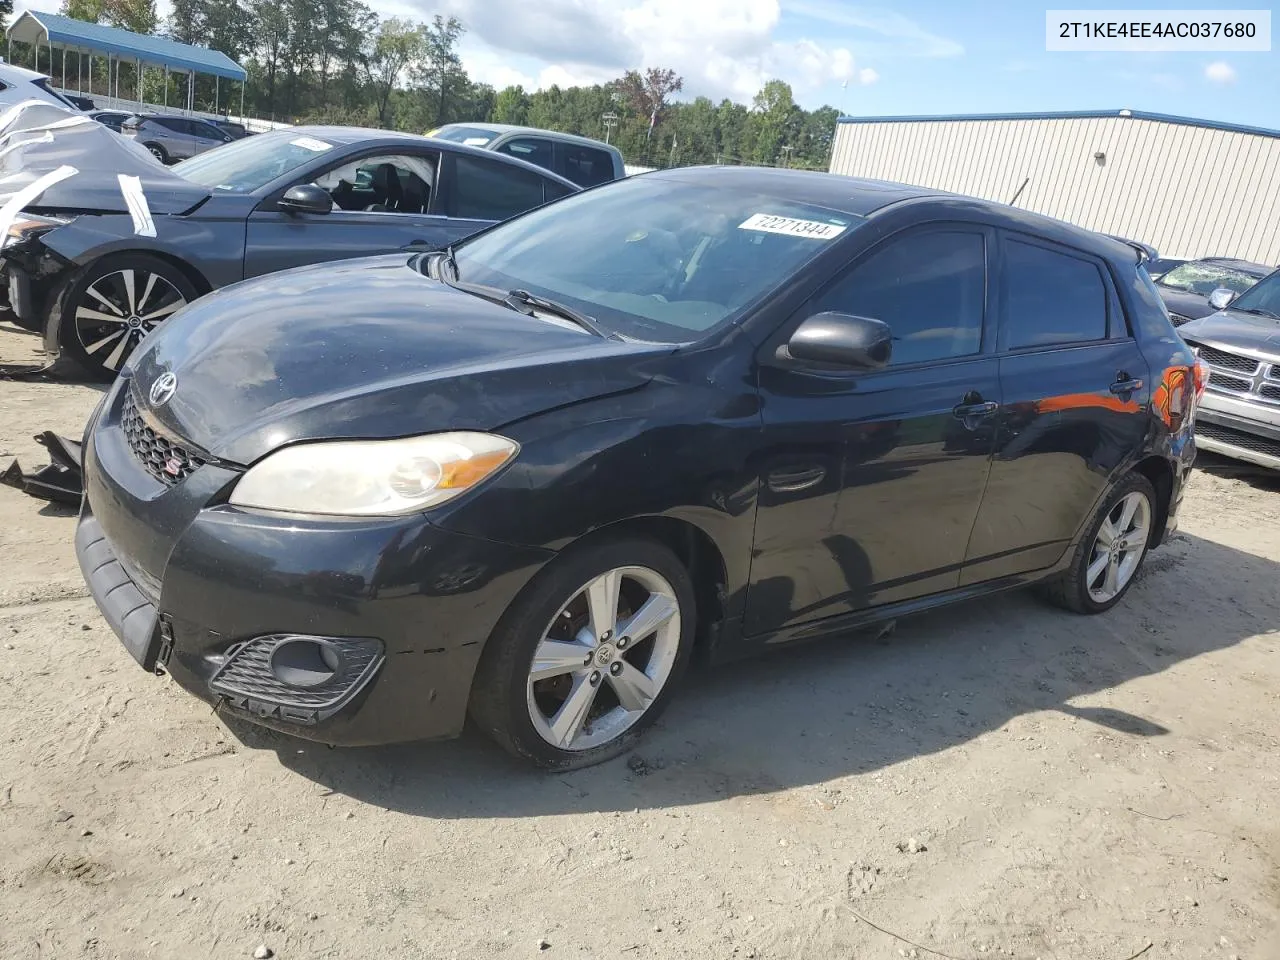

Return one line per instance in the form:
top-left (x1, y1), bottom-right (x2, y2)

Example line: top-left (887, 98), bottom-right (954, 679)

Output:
top-left (829, 110), bottom-right (1280, 266)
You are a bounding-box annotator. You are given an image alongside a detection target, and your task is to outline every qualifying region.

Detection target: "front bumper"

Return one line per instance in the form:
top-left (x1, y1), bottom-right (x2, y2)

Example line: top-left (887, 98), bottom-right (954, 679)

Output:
top-left (77, 379), bottom-right (556, 745)
top-left (1196, 391), bottom-right (1280, 471)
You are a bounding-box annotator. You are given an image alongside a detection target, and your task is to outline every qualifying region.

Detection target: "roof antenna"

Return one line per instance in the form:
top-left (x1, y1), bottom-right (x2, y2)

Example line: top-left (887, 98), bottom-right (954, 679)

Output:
top-left (1008, 176), bottom-right (1030, 206)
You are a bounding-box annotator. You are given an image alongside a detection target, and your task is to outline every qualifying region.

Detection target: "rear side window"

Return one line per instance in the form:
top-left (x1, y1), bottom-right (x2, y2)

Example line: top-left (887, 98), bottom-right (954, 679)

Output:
top-left (158, 117), bottom-right (189, 134)
top-left (1003, 239), bottom-right (1107, 348)
top-left (544, 180), bottom-right (574, 202)
top-left (450, 153), bottom-right (547, 221)
top-left (557, 144), bottom-right (616, 187)
top-left (812, 229), bottom-right (986, 366)
top-left (496, 137), bottom-right (554, 172)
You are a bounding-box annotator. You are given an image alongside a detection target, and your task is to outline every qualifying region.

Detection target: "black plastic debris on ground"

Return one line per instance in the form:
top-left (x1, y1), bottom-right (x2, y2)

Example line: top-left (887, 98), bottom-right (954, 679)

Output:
top-left (1, 431), bottom-right (83, 504)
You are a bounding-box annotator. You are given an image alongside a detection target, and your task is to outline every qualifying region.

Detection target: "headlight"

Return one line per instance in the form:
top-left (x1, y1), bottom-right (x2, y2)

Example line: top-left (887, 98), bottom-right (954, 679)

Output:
top-left (228, 432), bottom-right (519, 516)
top-left (3, 213), bottom-right (69, 247)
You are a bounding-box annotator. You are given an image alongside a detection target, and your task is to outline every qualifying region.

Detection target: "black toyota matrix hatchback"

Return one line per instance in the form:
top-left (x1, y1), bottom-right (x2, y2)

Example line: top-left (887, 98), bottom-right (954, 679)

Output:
top-left (76, 167), bottom-right (1204, 769)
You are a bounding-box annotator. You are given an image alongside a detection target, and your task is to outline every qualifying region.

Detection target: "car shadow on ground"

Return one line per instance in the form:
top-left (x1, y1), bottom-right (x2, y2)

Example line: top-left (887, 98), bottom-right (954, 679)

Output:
top-left (1193, 451), bottom-right (1280, 491)
top-left (235, 531), bottom-right (1275, 818)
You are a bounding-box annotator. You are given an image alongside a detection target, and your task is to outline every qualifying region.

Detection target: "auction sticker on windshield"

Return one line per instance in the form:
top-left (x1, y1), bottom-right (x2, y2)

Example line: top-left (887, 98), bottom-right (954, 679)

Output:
top-left (739, 213), bottom-right (847, 240)
top-left (290, 136), bottom-right (334, 152)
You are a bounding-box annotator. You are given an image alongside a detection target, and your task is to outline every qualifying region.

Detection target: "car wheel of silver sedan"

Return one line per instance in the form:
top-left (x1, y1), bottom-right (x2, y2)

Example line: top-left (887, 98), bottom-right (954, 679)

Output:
top-left (470, 537), bottom-right (695, 769)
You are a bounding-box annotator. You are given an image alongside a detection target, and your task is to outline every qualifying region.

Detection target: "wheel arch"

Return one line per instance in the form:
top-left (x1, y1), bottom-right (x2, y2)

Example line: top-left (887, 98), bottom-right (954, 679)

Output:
top-left (562, 515), bottom-right (729, 658)
top-left (1132, 454), bottom-right (1174, 547)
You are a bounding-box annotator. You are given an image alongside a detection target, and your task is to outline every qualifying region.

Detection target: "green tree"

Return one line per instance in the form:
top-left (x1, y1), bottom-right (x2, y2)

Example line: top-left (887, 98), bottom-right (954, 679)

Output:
top-left (750, 78), bottom-right (798, 165)
top-left (491, 84), bottom-right (530, 125)
top-left (362, 17), bottom-right (426, 126)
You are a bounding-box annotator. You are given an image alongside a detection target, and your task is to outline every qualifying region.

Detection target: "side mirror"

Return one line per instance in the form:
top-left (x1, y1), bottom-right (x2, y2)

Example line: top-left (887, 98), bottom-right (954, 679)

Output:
top-left (278, 184), bottom-right (332, 216)
top-left (784, 311), bottom-right (893, 369)
top-left (1208, 287), bottom-right (1236, 310)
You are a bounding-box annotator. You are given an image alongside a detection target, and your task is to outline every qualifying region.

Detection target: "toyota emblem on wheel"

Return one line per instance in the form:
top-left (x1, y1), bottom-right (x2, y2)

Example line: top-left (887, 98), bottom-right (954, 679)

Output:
top-left (149, 372), bottom-right (178, 406)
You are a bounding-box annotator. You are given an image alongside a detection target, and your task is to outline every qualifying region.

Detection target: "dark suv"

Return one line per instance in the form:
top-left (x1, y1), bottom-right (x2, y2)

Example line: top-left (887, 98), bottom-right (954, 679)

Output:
top-left (75, 167), bottom-right (1204, 769)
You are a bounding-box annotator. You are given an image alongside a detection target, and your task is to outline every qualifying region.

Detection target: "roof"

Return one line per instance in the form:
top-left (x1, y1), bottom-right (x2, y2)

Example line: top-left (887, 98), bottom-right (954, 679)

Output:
top-left (6, 11), bottom-right (246, 81)
top-left (433, 121), bottom-right (620, 153)
top-left (652, 165), bottom-right (947, 216)
top-left (836, 109), bottom-right (1280, 141)
top-left (656, 166), bottom-right (1139, 262)
top-left (0, 61), bottom-right (51, 82)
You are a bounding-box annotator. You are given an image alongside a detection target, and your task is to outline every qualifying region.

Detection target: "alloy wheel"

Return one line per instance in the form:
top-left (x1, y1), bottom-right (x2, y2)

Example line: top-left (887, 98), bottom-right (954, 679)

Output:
top-left (74, 269), bottom-right (188, 373)
top-left (1086, 491), bottom-right (1151, 603)
top-left (526, 565), bottom-right (682, 752)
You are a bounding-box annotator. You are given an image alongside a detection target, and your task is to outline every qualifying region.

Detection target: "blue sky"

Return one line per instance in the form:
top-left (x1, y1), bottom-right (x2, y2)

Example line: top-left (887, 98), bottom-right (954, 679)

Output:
top-left (12, 0), bottom-right (1277, 130)
top-left (786, 1), bottom-right (1277, 128)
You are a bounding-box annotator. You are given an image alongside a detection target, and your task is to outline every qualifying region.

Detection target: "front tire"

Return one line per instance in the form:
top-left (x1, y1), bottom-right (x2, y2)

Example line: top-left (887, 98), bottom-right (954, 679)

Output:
top-left (469, 537), bottom-right (696, 770)
top-left (51, 253), bottom-right (198, 380)
top-left (1039, 471), bottom-right (1157, 614)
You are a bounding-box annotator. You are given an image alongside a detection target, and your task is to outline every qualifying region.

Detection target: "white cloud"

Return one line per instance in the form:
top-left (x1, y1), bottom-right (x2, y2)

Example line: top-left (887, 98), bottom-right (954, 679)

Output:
top-left (409, 0), bottom-right (950, 103)
top-left (1204, 61), bottom-right (1237, 84)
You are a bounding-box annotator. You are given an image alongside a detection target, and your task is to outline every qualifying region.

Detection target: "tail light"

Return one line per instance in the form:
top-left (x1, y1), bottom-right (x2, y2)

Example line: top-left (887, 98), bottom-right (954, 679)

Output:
top-left (1191, 349), bottom-right (1210, 401)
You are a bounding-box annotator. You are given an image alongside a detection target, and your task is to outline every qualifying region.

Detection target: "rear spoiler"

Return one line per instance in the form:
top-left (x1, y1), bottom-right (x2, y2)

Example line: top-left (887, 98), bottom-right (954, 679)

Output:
top-left (1106, 234), bottom-right (1158, 264)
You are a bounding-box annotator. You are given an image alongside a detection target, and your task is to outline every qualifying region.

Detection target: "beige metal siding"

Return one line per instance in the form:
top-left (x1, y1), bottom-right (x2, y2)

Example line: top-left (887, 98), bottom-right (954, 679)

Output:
top-left (830, 115), bottom-right (1280, 265)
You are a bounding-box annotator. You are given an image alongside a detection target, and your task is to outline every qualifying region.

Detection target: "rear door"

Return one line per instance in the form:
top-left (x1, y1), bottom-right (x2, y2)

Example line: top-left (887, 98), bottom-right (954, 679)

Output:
top-left (160, 118), bottom-right (198, 160)
top-left (243, 148), bottom-right (453, 279)
top-left (746, 224), bottom-right (1001, 637)
top-left (434, 151), bottom-right (569, 238)
top-left (961, 232), bottom-right (1151, 584)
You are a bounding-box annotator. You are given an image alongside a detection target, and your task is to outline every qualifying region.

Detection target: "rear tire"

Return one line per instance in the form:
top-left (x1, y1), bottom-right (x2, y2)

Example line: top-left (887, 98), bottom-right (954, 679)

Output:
top-left (469, 537), bottom-right (695, 770)
top-left (51, 253), bottom-right (198, 381)
top-left (144, 142), bottom-right (169, 164)
top-left (1038, 471), bottom-right (1157, 614)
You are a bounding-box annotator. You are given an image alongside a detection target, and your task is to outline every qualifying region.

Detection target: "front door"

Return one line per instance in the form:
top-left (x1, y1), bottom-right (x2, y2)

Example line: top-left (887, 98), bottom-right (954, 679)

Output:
top-left (243, 151), bottom-right (459, 279)
top-left (961, 231), bottom-right (1152, 583)
top-left (745, 225), bottom-right (1001, 637)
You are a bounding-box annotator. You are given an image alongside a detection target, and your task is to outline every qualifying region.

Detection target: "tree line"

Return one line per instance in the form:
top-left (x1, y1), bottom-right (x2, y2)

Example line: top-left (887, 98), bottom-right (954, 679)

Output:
top-left (7, 0), bottom-right (842, 170)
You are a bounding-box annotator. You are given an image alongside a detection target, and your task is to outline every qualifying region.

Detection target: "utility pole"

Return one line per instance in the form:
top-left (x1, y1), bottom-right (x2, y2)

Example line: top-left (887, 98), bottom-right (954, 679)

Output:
top-left (602, 112), bottom-right (618, 144)
top-left (668, 136), bottom-right (678, 167)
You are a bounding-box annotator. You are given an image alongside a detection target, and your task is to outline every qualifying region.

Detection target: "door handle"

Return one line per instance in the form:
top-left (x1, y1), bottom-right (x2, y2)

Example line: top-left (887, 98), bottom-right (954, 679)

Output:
top-left (1109, 377), bottom-right (1144, 395)
top-left (953, 400), bottom-right (999, 419)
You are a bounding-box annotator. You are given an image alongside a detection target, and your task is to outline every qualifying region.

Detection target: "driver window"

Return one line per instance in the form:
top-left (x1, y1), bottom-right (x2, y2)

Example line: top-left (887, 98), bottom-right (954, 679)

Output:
top-left (311, 153), bottom-right (438, 214)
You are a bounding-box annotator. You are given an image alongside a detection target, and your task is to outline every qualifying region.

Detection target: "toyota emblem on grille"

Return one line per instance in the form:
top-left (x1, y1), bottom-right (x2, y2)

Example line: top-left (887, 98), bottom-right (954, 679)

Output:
top-left (149, 372), bottom-right (177, 406)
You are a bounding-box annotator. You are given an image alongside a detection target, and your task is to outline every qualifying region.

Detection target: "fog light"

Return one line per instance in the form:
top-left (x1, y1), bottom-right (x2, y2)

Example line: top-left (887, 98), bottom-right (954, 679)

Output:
top-left (269, 636), bottom-right (344, 688)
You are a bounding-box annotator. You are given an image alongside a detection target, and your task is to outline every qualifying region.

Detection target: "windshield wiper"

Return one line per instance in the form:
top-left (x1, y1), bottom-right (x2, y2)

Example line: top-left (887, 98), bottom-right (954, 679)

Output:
top-left (433, 271), bottom-right (611, 339)
top-left (502, 288), bottom-right (610, 338)
top-left (1240, 306), bottom-right (1280, 320)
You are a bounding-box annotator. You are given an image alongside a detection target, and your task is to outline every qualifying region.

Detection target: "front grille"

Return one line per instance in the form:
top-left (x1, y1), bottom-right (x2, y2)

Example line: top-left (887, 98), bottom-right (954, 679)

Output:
top-left (121, 389), bottom-right (206, 486)
top-left (1261, 384), bottom-right (1280, 403)
top-left (1209, 371), bottom-right (1252, 393)
top-left (1197, 345), bottom-right (1259, 374)
top-left (1169, 313), bottom-right (1193, 327)
top-left (1198, 421), bottom-right (1280, 458)
top-left (209, 635), bottom-right (384, 724)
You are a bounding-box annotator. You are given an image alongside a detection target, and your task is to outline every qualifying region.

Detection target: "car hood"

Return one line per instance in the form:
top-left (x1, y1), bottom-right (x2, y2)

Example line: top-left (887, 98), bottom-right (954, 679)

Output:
top-left (1179, 307), bottom-right (1280, 359)
top-left (0, 121), bottom-right (209, 215)
top-left (129, 256), bottom-right (673, 465)
top-left (1157, 287), bottom-right (1213, 321)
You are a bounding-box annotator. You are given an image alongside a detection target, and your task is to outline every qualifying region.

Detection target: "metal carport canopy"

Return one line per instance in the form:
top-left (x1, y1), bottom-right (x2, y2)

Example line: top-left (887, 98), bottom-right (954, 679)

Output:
top-left (6, 11), bottom-right (246, 82)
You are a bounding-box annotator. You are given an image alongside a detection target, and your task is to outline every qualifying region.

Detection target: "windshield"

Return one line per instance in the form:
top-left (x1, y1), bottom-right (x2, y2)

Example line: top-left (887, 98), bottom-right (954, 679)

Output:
top-left (1158, 260), bottom-right (1261, 296)
top-left (173, 131), bottom-right (337, 192)
top-left (451, 176), bottom-right (861, 343)
top-left (1228, 269), bottom-right (1280, 316)
top-left (429, 125), bottom-right (497, 146)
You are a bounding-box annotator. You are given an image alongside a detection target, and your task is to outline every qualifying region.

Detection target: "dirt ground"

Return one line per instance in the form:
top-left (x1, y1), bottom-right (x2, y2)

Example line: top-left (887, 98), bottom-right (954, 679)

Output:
top-left (2, 321), bottom-right (1279, 960)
